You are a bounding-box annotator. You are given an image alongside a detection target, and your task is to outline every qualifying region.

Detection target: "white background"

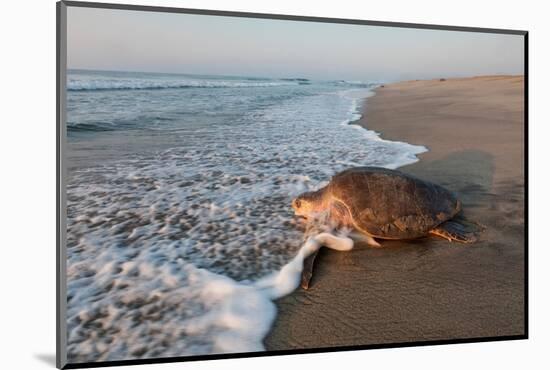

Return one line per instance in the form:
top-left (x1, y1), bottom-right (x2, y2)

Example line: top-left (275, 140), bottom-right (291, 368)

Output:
top-left (0, 0), bottom-right (547, 369)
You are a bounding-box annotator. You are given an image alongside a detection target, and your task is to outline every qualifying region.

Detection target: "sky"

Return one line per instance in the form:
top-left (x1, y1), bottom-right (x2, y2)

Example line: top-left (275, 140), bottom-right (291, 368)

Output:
top-left (67, 6), bottom-right (524, 82)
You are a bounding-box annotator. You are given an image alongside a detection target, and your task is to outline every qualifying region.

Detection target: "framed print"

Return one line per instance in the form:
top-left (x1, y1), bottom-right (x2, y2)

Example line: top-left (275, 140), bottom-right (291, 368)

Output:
top-left (57, 1), bottom-right (527, 368)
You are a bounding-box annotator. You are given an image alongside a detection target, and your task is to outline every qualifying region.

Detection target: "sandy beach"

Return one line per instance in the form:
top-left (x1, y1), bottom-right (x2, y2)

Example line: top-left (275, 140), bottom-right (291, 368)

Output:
top-left (265, 76), bottom-right (525, 350)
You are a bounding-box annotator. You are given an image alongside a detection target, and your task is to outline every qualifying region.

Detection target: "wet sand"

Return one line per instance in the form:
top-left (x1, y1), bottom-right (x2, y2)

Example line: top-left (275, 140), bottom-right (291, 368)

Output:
top-left (265, 76), bottom-right (525, 349)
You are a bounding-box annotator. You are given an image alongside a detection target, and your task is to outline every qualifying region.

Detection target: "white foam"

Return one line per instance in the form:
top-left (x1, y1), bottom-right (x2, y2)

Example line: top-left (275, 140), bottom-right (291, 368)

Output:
top-left (66, 78), bottom-right (427, 361)
top-left (254, 233), bottom-right (353, 298)
top-left (66, 230), bottom-right (353, 361)
top-left (182, 232), bottom-right (354, 353)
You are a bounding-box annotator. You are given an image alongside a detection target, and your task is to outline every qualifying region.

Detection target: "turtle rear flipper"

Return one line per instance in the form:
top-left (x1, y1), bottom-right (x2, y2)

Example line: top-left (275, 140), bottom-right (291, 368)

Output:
top-left (430, 219), bottom-right (484, 243)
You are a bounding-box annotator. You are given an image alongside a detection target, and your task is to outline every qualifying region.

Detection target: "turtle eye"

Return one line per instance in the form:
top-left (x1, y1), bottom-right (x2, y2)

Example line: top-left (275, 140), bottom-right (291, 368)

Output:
top-left (294, 199), bottom-right (301, 208)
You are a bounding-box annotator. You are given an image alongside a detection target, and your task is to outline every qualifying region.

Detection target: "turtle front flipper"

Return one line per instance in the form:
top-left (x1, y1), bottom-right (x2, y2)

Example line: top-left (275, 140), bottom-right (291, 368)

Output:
top-left (430, 219), bottom-right (484, 243)
top-left (301, 249), bottom-right (319, 290)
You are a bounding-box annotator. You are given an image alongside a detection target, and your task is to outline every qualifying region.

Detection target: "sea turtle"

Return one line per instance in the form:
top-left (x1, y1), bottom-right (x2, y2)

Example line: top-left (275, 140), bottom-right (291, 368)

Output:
top-left (292, 166), bottom-right (481, 289)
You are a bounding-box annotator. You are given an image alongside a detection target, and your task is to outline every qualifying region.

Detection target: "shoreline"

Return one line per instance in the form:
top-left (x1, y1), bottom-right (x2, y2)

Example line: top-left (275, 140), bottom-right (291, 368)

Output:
top-left (264, 75), bottom-right (525, 350)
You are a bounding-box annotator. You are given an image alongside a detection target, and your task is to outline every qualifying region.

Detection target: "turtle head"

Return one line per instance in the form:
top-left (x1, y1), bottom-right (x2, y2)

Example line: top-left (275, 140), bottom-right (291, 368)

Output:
top-left (292, 190), bottom-right (325, 219)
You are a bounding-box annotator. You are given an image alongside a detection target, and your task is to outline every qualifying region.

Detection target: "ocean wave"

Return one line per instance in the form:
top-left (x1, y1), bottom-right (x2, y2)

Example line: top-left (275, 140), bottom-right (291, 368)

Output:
top-left (68, 78), bottom-right (301, 91)
top-left (67, 122), bottom-right (117, 132)
top-left (67, 116), bottom-right (178, 133)
top-left (66, 80), bottom-right (426, 361)
top-left (330, 80), bottom-right (378, 88)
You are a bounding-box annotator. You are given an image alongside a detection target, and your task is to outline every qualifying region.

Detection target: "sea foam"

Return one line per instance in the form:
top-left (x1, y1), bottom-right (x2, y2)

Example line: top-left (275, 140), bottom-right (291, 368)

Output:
top-left (66, 73), bottom-right (426, 362)
top-left (67, 228), bottom-right (353, 360)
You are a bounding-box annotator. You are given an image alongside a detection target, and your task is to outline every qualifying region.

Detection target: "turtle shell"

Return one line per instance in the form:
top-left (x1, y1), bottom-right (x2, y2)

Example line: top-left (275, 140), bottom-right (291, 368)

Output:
top-left (327, 167), bottom-right (461, 239)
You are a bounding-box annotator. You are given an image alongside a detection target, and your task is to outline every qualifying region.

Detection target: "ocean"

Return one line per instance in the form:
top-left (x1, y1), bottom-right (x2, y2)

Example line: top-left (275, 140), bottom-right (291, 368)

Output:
top-left (65, 69), bottom-right (426, 362)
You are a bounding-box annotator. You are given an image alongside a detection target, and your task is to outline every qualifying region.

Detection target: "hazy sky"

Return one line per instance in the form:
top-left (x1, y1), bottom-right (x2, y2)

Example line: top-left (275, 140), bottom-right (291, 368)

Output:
top-left (67, 6), bottom-right (524, 82)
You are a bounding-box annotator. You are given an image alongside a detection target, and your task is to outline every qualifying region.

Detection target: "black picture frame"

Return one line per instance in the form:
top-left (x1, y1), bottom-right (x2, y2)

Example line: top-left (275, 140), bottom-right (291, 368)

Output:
top-left (56, 1), bottom-right (528, 368)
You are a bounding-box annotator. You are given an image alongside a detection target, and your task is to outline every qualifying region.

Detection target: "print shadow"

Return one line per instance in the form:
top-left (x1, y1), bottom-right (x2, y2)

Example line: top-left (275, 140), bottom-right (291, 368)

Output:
top-left (34, 353), bottom-right (56, 367)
